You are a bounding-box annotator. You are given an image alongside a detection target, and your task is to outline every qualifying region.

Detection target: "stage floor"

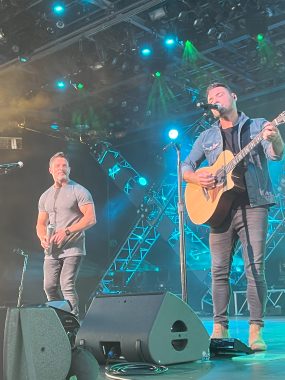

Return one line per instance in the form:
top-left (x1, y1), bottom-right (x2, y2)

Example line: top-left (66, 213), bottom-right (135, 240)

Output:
top-left (96, 317), bottom-right (285, 380)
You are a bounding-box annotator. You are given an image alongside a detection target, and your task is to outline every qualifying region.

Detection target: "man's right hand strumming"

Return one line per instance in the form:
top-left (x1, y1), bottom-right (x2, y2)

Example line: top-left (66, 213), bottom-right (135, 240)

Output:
top-left (183, 170), bottom-right (216, 189)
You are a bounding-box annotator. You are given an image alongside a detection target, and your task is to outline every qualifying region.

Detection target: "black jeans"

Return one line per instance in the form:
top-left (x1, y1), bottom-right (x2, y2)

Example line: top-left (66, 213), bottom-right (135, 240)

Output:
top-left (43, 256), bottom-right (84, 318)
top-left (210, 207), bottom-right (268, 327)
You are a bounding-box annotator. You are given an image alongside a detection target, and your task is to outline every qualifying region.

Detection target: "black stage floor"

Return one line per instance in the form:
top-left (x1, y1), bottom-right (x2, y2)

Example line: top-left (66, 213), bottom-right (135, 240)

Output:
top-left (96, 317), bottom-right (285, 380)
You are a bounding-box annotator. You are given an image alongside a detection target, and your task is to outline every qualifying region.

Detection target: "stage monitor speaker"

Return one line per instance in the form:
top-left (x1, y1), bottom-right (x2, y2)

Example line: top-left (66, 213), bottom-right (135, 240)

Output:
top-left (2, 307), bottom-right (72, 380)
top-left (76, 291), bottom-right (210, 365)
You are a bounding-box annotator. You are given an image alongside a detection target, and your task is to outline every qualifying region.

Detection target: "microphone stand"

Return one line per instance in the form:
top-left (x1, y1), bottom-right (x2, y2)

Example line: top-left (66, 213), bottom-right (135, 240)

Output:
top-left (163, 114), bottom-right (211, 303)
top-left (172, 142), bottom-right (188, 304)
top-left (15, 249), bottom-right (29, 308)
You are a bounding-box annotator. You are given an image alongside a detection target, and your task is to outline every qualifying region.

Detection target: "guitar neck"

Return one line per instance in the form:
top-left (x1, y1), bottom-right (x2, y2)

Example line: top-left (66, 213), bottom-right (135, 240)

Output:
top-left (225, 118), bottom-right (279, 174)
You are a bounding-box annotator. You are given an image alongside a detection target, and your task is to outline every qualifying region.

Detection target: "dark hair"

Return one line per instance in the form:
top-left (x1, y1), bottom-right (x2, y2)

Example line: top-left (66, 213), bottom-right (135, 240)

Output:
top-left (49, 152), bottom-right (70, 167)
top-left (206, 82), bottom-right (233, 97)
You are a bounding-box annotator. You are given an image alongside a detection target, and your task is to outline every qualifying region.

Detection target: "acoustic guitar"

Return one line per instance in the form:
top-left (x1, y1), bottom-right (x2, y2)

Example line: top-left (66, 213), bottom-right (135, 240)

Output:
top-left (185, 112), bottom-right (285, 227)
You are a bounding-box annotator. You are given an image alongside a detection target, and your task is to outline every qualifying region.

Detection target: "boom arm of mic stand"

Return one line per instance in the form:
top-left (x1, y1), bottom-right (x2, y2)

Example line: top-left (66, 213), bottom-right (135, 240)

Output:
top-left (17, 252), bottom-right (29, 308)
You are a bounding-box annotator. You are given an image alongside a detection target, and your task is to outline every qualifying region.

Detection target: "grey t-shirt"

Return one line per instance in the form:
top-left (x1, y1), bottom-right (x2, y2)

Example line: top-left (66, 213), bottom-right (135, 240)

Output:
top-left (38, 180), bottom-right (94, 259)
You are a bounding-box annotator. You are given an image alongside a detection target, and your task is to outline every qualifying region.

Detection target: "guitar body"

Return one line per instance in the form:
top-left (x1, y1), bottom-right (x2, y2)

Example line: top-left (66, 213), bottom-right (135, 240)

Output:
top-left (185, 150), bottom-right (244, 227)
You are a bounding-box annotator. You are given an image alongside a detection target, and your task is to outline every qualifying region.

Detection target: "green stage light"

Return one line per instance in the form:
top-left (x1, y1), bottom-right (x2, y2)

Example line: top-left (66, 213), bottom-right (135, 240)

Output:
top-left (76, 82), bottom-right (84, 90)
top-left (155, 71), bottom-right (161, 77)
top-left (257, 33), bottom-right (264, 42)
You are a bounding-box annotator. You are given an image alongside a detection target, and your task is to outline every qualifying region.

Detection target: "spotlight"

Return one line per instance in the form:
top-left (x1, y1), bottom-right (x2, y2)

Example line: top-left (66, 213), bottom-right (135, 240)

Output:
top-left (52, 3), bottom-right (65, 16)
top-left (56, 20), bottom-right (65, 29)
top-left (71, 81), bottom-right (84, 90)
top-left (55, 80), bottom-right (67, 89)
top-left (138, 177), bottom-right (148, 186)
top-left (18, 55), bottom-right (29, 63)
top-left (164, 36), bottom-right (176, 47)
top-left (76, 82), bottom-right (84, 90)
top-left (257, 33), bottom-right (264, 42)
top-left (140, 46), bottom-right (153, 57)
top-left (193, 18), bottom-right (203, 29)
top-left (168, 129), bottom-right (179, 140)
top-left (50, 123), bottom-right (60, 130)
top-left (0, 29), bottom-right (6, 42)
top-left (148, 7), bottom-right (167, 21)
top-left (207, 27), bottom-right (217, 38)
top-left (11, 44), bottom-right (20, 53)
top-left (217, 31), bottom-right (227, 41)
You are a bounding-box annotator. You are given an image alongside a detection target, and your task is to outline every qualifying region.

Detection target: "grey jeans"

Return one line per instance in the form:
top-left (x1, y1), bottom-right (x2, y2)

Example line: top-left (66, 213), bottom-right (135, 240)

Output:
top-left (210, 206), bottom-right (268, 327)
top-left (43, 256), bottom-right (84, 318)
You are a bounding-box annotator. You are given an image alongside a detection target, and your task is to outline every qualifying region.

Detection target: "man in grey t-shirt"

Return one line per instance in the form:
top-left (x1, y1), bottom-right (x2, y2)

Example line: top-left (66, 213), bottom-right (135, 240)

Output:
top-left (36, 152), bottom-right (96, 318)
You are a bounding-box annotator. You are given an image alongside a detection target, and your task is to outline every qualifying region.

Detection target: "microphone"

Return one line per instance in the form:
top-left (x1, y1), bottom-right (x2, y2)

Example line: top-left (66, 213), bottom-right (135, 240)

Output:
top-left (162, 141), bottom-right (181, 152)
top-left (196, 102), bottom-right (223, 112)
top-left (0, 161), bottom-right (24, 169)
top-left (13, 248), bottom-right (29, 257)
top-left (44, 224), bottom-right (55, 256)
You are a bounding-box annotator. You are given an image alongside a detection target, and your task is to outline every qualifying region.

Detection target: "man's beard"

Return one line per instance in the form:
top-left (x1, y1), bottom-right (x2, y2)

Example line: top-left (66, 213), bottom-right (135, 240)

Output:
top-left (57, 173), bottom-right (69, 183)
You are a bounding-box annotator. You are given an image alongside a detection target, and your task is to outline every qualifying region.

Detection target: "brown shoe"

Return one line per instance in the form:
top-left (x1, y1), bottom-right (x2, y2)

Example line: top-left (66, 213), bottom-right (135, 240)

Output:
top-left (249, 324), bottom-right (267, 351)
top-left (211, 323), bottom-right (229, 339)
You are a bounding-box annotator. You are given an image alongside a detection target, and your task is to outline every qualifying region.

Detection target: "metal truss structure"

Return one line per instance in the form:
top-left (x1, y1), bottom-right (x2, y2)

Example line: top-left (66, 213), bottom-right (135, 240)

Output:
top-left (89, 139), bottom-right (211, 294)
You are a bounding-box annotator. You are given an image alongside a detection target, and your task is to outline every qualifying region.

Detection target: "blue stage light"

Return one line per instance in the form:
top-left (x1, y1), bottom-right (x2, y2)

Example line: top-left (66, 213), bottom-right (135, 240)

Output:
top-left (165, 37), bottom-right (176, 47)
top-left (52, 3), bottom-right (65, 16)
top-left (56, 80), bottom-right (66, 89)
top-left (138, 177), bottom-right (148, 186)
top-left (140, 47), bottom-right (152, 57)
top-left (168, 129), bottom-right (179, 140)
top-left (50, 123), bottom-right (60, 130)
top-left (19, 56), bottom-right (29, 63)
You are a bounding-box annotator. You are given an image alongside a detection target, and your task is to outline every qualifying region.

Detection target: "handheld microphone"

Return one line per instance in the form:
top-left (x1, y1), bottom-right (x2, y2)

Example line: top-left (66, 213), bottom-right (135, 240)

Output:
top-left (0, 161), bottom-right (24, 169)
top-left (44, 224), bottom-right (55, 255)
top-left (196, 102), bottom-right (223, 112)
top-left (13, 248), bottom-right (29, 257)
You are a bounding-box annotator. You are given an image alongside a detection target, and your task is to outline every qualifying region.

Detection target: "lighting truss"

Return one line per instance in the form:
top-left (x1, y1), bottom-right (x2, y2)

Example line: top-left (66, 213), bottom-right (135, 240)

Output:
top-left (90, 135), bottom-right (211, 293)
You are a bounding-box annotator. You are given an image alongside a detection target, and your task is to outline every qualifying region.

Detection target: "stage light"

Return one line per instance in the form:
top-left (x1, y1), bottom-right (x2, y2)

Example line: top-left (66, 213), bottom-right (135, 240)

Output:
top-left (52, 3), bottom-right (65, 15)
top-left (18, 56), bottom-right (29, 63)
top-left (141, 47), bottom-right (152, 57)
top-left (168, 129), bottom-right (179, 140)
top-left (56, 20), bottom-right (65, 29)
top-left (148, 7), bottom-right (167, 21)
top-left (155, 71), bottom-right (161, 77)
top-left (56, 80), bottom-right (67, 89)
top-left (0, 29), bottom-right (6, 42)
top-left (193, 18), bottom-right (203, 29)
top-left (257, 33), bottom-right (265, 42)
top-left (73, 82), bottom-right (84, 90)
top-left (50, 123), bottom-right (60, 130)
top-left (77, 83), bottom-right (84, 90)
top-left (138, 177), bottom-right (148, 186)
top-left (164, 37), bottom-right (176, 47)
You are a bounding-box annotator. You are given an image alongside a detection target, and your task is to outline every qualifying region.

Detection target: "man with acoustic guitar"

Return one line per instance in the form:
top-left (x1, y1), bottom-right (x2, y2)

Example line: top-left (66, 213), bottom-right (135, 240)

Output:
top-left (182, 82), bottom-right (284, 351)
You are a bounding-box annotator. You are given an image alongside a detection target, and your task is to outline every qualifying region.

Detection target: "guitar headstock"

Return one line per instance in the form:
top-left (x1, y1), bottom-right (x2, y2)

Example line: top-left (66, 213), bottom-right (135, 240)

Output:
top-left (274, 111), bottom-right (285, 126)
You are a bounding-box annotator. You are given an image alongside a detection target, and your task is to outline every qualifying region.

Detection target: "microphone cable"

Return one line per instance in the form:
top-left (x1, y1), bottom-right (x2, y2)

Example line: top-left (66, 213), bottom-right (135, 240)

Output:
top-left (105, 362), bottom-right (168, 380)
